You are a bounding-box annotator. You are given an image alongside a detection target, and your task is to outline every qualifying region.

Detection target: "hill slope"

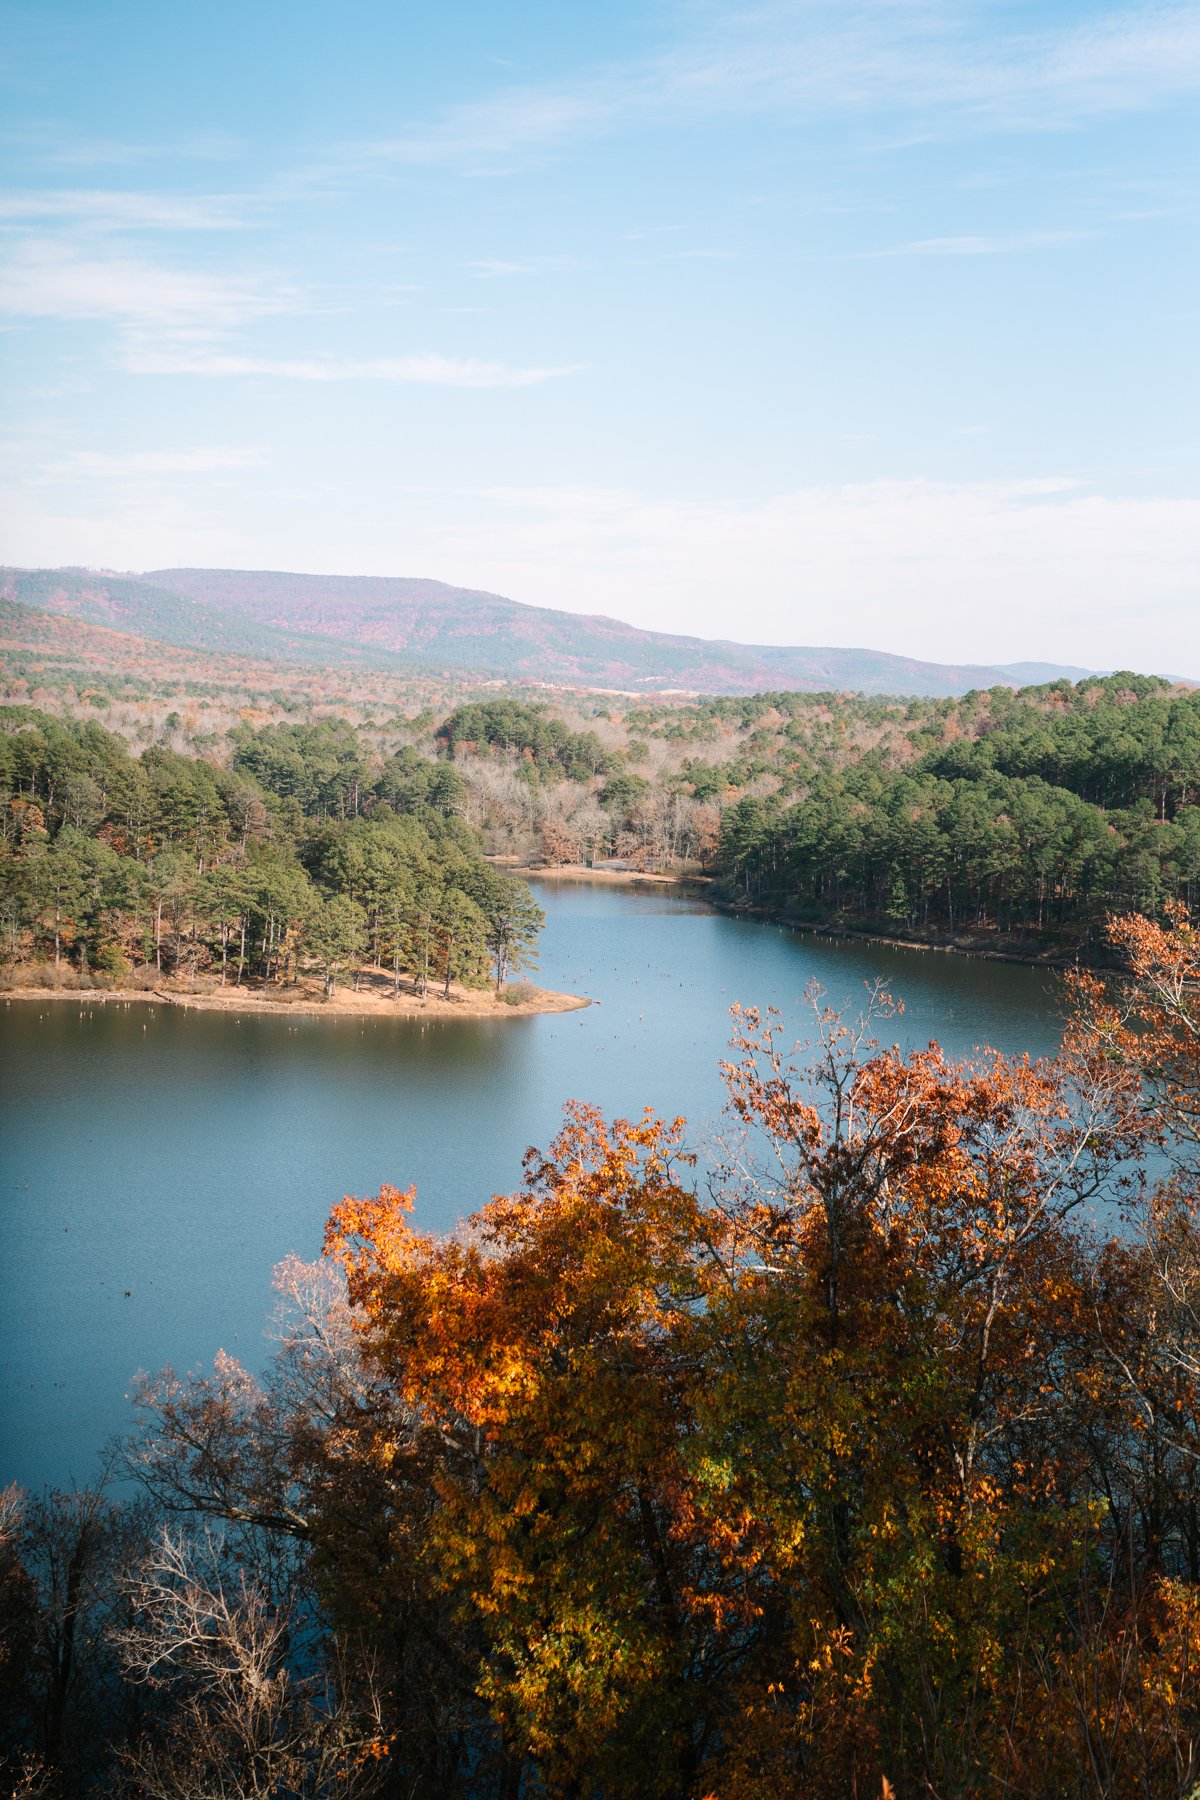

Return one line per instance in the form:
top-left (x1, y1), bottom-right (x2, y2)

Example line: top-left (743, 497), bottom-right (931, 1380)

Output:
top-left (0, 568), bottom-right (417, 670)
top-left (146, 567), bottom-right (1095, 696)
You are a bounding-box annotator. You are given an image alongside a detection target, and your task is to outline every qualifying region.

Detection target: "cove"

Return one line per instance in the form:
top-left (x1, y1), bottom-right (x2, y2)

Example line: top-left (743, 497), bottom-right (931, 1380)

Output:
top-left (0, 880), bottom-right (1065, 1494)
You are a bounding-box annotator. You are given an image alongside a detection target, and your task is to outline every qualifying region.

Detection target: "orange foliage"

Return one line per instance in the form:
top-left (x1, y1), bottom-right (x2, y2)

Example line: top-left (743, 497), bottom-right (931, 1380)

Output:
top-left (122, 908), bottom-right (1200, 1797)
top-left (313, 970), bottom-right (1191, 1797)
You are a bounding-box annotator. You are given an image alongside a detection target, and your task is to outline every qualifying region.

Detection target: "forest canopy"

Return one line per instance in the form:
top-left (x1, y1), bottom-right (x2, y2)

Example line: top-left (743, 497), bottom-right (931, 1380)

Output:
top-left (0, 709), bottom-right (543, 998)
top-left (6, 672), bottom-right (1200, 972)
top-left (710, 676), bottom-right (1200, 946)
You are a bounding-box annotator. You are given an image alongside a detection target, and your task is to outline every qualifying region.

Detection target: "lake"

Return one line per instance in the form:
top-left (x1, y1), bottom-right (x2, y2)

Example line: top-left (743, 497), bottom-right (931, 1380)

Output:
top-left (0, 881), bottom-right (1066, 1493)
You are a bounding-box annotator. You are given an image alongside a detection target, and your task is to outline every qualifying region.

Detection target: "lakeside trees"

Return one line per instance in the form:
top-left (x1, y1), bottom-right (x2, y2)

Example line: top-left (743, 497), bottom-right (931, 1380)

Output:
top-left (716, 763), bottom-right (1200, 943)
top-left (708, 680), bottom-right (1200, 945)
top-left (9, 671), bottom-right (1200, 964)
top-left (428, 676), bottom-right (1200, 955)
top-left (6, 907), bottom-right (1200, 1796)
top-left (0, 710), bottom-right (543, 997)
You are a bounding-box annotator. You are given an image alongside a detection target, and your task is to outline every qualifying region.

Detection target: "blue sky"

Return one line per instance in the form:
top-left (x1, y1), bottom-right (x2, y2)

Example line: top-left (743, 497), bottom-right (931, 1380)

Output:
top-left (1, 0), bottom-right (1197, 670)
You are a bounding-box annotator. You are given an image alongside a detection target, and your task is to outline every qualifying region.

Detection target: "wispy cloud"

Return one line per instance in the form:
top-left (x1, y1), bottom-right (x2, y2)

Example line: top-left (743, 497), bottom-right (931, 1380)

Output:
top-left (51, 446), bottom-right (267, 478)
top-left (627, 246), bottom-right (737, 265)
top-left (3, 126), bottom-right (247, 172)
top-left (349, 2), bottom-right (1200, 174)
top-left (468, 255), bottom-right (580, 279)
top-left (121, 347), bottom-right (580, 388)
top-left (860, 229), bottom-right (1097, 259)
top-left (361, 90), bottom-right (609, 170)
top-left (0, 238), bottom-right (288, 333)
top-left (0, 235), bottom-right (575, 390)
top-left (0, 189), bottom-right (253, 231)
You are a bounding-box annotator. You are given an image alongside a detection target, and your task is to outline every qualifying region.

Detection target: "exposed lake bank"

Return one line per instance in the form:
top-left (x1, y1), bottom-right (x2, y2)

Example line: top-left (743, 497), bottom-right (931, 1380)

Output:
top-left (490, 856), bottom-right (711, 893)
top-left (1, 967), bottom-right (591, 1020)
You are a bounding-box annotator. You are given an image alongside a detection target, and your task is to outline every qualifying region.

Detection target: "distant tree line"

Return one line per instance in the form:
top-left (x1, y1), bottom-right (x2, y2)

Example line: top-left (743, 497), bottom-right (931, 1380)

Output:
top-left (713, 676), bottom-right (1200, 948)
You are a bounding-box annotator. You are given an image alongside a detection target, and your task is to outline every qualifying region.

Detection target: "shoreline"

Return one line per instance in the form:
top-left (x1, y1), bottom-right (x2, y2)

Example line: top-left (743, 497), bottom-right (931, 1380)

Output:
top-left (497, 859), bottom-right (712, 893)
top-left (709, 899), bottom-right (1087, 972)
top-left (496, 858), bottom-right (1090, 971)
top-left (1, 971), bottom-right (591, 1022)
top-left (3, 886), bottom-right (1094, 1017)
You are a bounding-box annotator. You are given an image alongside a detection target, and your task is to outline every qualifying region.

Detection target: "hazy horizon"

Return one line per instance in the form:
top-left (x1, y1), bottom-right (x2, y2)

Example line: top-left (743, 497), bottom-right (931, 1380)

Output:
top-left (1, 2), bottom-right (1196, 671)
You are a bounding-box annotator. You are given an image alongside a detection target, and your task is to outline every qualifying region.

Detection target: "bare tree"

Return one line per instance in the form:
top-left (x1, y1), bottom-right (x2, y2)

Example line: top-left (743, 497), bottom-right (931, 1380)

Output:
top-left (15, 1483), bottom-right (151, 1794)
top-left (115, 1526), bottom-right (388, 1799)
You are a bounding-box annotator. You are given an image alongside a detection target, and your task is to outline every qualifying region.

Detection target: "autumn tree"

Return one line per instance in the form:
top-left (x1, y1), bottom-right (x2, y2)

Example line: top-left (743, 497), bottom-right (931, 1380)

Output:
top-left (24, 905), bottom-right (1200, 1797)
top-left (324, 1109), bottom-right (738, 1799)
top-left (699, 989), bottom-right (1146, 1795)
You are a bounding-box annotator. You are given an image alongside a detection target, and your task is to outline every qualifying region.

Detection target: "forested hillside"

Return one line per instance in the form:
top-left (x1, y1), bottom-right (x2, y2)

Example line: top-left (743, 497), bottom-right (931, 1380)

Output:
top-left (3, 563), bottom-right (1102, 697)
top-left (0, 569), bottom-right (414, 669)
top-left (144, 565), bottom-right (1101, 694)
top-left (4, 674), bottom-right (1200, 978)
top-left (433, 676), bottom-right (1200, 957)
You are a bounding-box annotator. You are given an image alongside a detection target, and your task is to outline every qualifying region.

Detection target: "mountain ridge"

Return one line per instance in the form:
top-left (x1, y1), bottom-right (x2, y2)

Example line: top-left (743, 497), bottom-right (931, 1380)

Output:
top-left (145, 566), bottom-right (1099, 696)
top-left (3, 563), bottom-right (1108, 697)
top-left (0, 567), bottom-right (418, 671)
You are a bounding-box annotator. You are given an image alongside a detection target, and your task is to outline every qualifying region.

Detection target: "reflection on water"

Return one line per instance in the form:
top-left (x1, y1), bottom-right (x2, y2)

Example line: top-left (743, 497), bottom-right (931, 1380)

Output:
top-left (0, 882), bottom-right (1065, 1491)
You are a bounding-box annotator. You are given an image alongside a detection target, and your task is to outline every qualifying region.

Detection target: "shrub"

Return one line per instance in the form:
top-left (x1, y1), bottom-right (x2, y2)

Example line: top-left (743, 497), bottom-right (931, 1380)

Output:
top-left (499, 980), bottom-right (539, 1006)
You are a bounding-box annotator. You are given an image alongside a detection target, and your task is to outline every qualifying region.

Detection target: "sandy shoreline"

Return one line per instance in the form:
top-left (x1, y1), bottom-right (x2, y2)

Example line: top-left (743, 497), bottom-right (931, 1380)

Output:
top-left (2, 970), bottom-right (591, 1022)
top-left (498, 860), bottom-right (710, 892)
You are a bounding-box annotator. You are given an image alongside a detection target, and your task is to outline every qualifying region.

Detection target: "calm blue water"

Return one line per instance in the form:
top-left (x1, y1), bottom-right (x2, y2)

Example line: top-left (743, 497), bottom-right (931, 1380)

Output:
top-left (0, 882), bottom-right (1065, 1492)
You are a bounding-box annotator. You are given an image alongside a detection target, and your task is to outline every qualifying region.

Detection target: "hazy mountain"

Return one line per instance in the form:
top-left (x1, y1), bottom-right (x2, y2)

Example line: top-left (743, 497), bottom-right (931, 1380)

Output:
top-left (0, 567), bottom-right (415, 670)
top-left (1, 564), bottom-right (1105, 697)
top-left (992, 659), bottom-right (1099, 685)
top-left (144, 567), bottom-right (1098, 697)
